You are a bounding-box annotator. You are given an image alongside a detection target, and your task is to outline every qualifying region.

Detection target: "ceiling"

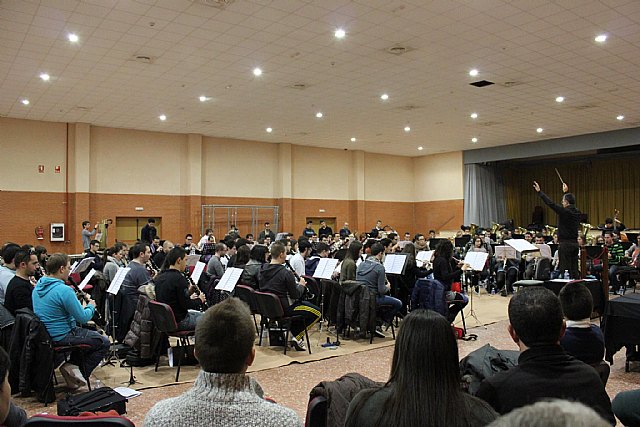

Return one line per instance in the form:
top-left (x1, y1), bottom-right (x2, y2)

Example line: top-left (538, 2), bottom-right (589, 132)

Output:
top-left (1, 0), bottom-right (639, 157)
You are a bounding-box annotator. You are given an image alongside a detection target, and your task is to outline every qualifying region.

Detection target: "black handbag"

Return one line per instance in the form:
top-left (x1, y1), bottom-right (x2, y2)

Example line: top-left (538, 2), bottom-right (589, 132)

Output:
top-left (57, 387), bottom-right (127, 416)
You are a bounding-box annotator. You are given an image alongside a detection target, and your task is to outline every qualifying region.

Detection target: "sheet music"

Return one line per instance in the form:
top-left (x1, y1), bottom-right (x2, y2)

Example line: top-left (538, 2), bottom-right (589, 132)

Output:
top-left (78, 268), bottom-right (96, 290)
top-left (495, 246), bottom-right (517, 260)
top-left (215, 267), bottom-right (244, 292)
top-left (94, 233), bottom-right (103, 241)
top-left (313, 258), bottom-right (339, 279)
top-left (384, 254), bottom-right (407, 274)
top-left (535, 244), bottom-right (552, 259)
top-left (463, 252), bottom-right (489, 271)
top-left (505, 239), bottom-right (538, 253)
top-left (71, 257), bottom-right (94, 274)
top-left (191, 261), bottom-right (206, 284)
top-left (416, 250), bottom-right (434, 268)
top-left (107, 267), bottom-right (130, 295)
top-left (185, 254), bottom-right (200, 267)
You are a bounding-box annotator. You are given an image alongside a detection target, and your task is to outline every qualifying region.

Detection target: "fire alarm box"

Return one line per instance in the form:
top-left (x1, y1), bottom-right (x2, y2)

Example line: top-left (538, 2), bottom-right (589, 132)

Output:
top-left (50, 223), bottom-right (65, 242)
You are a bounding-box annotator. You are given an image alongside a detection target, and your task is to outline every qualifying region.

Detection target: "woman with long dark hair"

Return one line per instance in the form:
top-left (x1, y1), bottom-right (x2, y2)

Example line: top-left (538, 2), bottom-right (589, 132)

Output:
top-left (397, 242), bottom-right (428, 313)
top-left (345, 310), bottom-right (497, 427)
top-left (433, 239), bottom-right (468, 323)
top-left (340, 241), bottom-right (363, 283)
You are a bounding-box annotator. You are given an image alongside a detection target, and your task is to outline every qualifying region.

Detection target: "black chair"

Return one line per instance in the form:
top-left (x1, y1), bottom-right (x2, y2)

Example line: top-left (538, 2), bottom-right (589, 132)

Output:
top-left (148, 301), bottom-right (195, 382)
top-left (302, 276), bottom-right (322, 307)
top-left (305, 395), bottom-right (327, 427)
top-left (234, 284), bottom-right (260, 333)
top-left (370, 304), bottom-right (396, 344)
top-left (591, 360), bottom-right (610, 386)
top-left (253, 291), bottom-right (311, 355)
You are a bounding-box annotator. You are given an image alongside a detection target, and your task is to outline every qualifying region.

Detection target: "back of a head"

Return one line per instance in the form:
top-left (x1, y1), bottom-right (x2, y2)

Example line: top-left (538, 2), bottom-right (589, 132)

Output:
top-left (487, 400), bottom-right (609, 427)
top-left (370, 243), bottom-right (384, 257)
top-left (130, 242), bottom-right (147, 259)
top-left (45, 253), bottom-right (69, 275)
top-left (1, 243), bottom-right (21, 265)
top-left (195, 298), bottom-right (255, 373)
top-left (269, 242), bottom-right (285, 259)
top-left (346, 241), bottom-right (363, 260)
top-left (315, 242), bottom-right (330, 254)
top-left (559, 282), bottom-right (593, 321)
top-left (249, 244), bottom-right (268, 262)
top-left (435, 240), bottom-right (453, 258)
top-left (509, 287), bottom-right (563, 347)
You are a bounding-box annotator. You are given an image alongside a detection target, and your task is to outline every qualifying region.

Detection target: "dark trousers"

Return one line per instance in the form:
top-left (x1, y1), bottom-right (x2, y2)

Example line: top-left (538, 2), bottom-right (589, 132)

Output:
top-left (54, 327), bottom-right (110, 378)
top-left (558, 241), bottom-right (580, 279)
top-left (285, 302), bottom-right (321, 341)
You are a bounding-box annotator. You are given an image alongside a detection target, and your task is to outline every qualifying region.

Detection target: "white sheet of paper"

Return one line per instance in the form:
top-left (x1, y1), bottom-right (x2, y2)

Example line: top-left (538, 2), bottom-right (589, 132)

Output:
top-left (313, 258), bottom-right (339, 279)
top-left (416, 250), bottom-right (434, 267)
top-left (384, 254), bottom-right (407, 274)
top-left (536, 244), bottom-right (552, 259)
top-left (185, 254), bottom-right (200, 267)
top-left (191, 261), bottom-right (206, 284)
top-left (215, 267), bottom-right (244, 292)
top-left (94, 233), bottom-right (103, 241)
top-left (71, 257), bottom-right (94, 274)
top-left (107, 267), bottom-right (130, 295)
top-left (78, 268), bottom-right (96, 290)
top-left (463, 252), bottom-right (489, 271)
top-left (113, 387), bottom-right (142, 398)
top-left (505, 239), bottom-right (538, 253)
top-left (495, 246), bottom-right (517, 260)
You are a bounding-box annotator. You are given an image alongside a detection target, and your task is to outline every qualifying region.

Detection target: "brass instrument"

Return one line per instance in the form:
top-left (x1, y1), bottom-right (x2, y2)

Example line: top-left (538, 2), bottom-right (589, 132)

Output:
top-left (490, 222), bottom-right (503, 235)
top-left (514, 226), bottom-right (527, 235)
top-left (580, 223), bottom-right (593, 238)
top-left (545, 225), bottom-right (557, 236)
top-left (96, 219), bottom-right (113, 249)
top-left (469, 223), bottom-right (478, 236)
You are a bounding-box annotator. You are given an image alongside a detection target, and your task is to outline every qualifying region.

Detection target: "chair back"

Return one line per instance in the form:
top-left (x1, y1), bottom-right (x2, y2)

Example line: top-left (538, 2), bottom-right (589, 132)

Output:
top-left (25, 414), bottom-right (135, 426)
top-left (235, 285), bottom-right (258, 313)
top-left (591, 360), bottom-right (610, 386)
top-left (305, 395), bottom-right (327, 427)
top-left (148, 301), bottom-right (179, 333)
top-left (253, 291), bottom-right (285, 319)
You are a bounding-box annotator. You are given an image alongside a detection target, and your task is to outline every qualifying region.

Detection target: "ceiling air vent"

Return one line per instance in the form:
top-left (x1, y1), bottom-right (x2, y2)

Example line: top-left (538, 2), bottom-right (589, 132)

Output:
top-left (470, 80), bottom-right (494, 88)
top-left (132, 54), bottom-right (155, 64)
top-left (288, 83), bottom-right (308, 90)
top-left (386, 44), bottom-right (414, 55)
top-left (199, 0), bottom-right (234, 9)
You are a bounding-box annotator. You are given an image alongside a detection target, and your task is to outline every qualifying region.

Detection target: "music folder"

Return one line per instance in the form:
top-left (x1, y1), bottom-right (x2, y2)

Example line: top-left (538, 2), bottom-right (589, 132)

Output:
top-left (463, 252), bottom-right (489, 271)
top-left (107, 267), bottom-right (131, 295)
top-left (505, 239), bottom-right (538, 253)
top-left (312, 258), bottom-right (339, 280)
top-left (191, 261), bottom-right (207, 284)
top-left (495, 246), bottom-right (516, 260)
top-left (78, 268), bottom-right (96, 290)
top-left (185, 254), bottom-right (200, 267)
top-left (71, 257), bottom-right (94, 274)
top-left (215, 267), bottom-right (244, 292)
top-left (384, 254), bottom-right (407, 275)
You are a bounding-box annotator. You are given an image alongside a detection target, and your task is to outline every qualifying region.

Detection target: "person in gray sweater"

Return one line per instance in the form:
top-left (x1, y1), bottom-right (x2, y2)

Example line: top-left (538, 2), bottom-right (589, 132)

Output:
top-left (144, 298), bottom-right (301, 427)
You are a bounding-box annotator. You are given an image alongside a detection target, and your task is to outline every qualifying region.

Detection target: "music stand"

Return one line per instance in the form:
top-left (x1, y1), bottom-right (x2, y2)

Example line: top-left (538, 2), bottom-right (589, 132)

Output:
top-left (462, 252), bottom-right (489, 329)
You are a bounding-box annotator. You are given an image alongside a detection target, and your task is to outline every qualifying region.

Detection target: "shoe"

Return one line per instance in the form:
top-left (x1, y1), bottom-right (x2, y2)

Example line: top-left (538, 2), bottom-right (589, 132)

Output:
top-left (291, 337), bottom-right (306, 351)
top-left (374, 327), bottom-right (386, 339)
top-left (60, 363), bottom-right (86, 389)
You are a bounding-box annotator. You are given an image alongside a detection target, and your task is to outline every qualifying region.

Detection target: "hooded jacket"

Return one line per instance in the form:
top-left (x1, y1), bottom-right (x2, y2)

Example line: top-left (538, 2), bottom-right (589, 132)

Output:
top-left (32, 276), bottom-right (95, 341)
top-left (258, 263), bottom-right (303, 309)
top-left (356, 256), bottom-right (386, 296)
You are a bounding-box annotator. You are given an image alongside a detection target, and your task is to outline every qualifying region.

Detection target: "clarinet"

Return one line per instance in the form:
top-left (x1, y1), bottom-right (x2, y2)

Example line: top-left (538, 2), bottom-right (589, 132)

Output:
top-left (69, 279), bottom-right (104, 325)
top-left (185, 271), bottom-right (208, 311)
top-left (285, 260), bottom-right (314, 301)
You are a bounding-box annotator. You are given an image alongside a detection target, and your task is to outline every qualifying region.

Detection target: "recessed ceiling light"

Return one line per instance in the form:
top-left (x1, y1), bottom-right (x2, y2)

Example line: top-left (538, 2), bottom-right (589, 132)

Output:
top-left (617, 115), bottom-right (625, 121)
top-left (159, 114), bottom-right (167, 121)
top-left (471, 137), bottom-right (478, 143)
top-left (39, 73), bottom-right (50, 81)
top-left (380, 93), bottom-right (389, 100)
top-left (595, 34), bottom-right (607, 43)
top-left (334, 28), bottom-right (346, 39)
top-left (417, 146), bottom-right (423, 151)
top-left (253, 67), bottom-right (262, 76)
top-left (21, 99), bottom-right (30, 105)
top-left (266, 127), bottom-right (272, 133)
top-left (536, 127), bottom-right (544, 133)
top-left (555, 96), bottom-right (565, 103)
top-left (469, 69), bottom-right (479, 77)
top-left (404, 125), bottom-right (411, 132)
top-left (350, 137), bottom-right (356, 142)
top-left (199, 95), bottom-right (209, 102)
top-left (470, 112), bottom-right (478, 119)
top-left (67, 33), bottom-right (79, 43)
top-left (316, 112), bottom-right (323, 118)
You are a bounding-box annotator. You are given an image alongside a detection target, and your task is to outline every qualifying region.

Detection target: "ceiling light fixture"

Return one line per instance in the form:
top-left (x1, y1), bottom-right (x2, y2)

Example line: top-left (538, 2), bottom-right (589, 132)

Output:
top-left (555, 96), bottom-right (564, 103)
top-left (471, 137), bottom-right (478, 143)
top-left (417, 146), bottom-right (423, 151)
top-left (253, 67), bottom-right (262, 76)
top-left (21, 99), bottom-right (30, 105)
top-left (350, 137), bottom-right (356, 142)
top-left (266, 127), bottom-right (272, 133)
top-left (39, 73), bottom-right (50, 81)
top-left (334, 28), bottom-right (346, 39)
top-left (469, 69), bottom-right (478, 77)
top-left (67, 33), bottom-right (79, 43)
top-left (536, 127), bottom-right (544, 133)
top-left (594, 34), bottom-right (607, 43)
top-left (199, 95), bottom-right (209, 102)
top-left (404, 125), bottom-right (411, 132)
top-left (316, 112), bottom-right (323, 118)
top-left (380, 93), bottom-right (389, 100)
top-left (470, 112), bottom-right (478, 119)
top-left (617, 115), bottom-right (624, 121)
top-left (159, 114), bottom-right (167, 121)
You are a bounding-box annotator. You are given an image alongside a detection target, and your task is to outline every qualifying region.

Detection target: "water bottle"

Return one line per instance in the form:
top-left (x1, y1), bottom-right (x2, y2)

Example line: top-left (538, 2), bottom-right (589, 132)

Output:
top-left (563, 270), bottom-right (569, 279)
top-left (491, 288), bottom-right (496, 295)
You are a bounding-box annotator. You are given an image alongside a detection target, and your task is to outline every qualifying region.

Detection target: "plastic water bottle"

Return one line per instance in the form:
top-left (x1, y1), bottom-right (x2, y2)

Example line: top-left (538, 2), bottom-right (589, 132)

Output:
top-left (563, 270), bottom-right (569, 279)
top-left (491, 288), bottom-right (496, 295)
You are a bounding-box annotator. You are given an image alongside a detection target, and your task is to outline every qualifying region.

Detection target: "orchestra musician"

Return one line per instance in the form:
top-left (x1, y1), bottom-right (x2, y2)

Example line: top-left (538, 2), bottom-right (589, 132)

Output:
top-left (115, 242), bottom-right (152, 342)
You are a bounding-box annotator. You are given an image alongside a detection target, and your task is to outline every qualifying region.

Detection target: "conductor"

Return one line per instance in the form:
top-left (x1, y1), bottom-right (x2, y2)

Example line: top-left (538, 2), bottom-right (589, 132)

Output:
top-left (533, 181), bottom-right (581, 279)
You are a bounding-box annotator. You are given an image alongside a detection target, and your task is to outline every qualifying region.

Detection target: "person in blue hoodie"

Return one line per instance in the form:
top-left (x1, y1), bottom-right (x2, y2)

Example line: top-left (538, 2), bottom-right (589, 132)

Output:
top-left (32, 253), bottom-right (110, 389)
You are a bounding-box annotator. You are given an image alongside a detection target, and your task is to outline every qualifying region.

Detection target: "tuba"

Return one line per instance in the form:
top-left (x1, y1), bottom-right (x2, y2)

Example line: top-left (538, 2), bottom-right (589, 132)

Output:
top-left (580, 223), bottom-right (594, 244)
top-left (514, 226), bottom-right (527, 235)
top-left (490, 222), bottom-right (503, 235)
top-left (469, 223), bottom-right (478, 236)
top-left (545, 225), bottom-right (557, 236)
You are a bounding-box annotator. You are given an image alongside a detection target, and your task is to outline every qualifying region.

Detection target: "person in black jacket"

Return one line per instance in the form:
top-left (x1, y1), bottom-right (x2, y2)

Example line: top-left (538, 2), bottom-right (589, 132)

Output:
top-left (432, 240), bottom-right (468, 323)
top-left (154, 247), bottom-right (206, 331)
top-left (533, 181), bottom-right (581, 279)
top-left (0, 347), bottom-right (27, 427)
top-left (4, 249), bottom-right (37, 316)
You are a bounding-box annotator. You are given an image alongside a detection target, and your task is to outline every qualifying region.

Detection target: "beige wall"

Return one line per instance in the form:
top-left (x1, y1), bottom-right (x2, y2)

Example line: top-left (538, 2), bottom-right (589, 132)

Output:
top-left (413, 151), bottom-right (464, 201)
top-left (291, 145), bottom-right (351, 200)
top-left (364, 153), bottom-right (414, 202)
top-left (0, 117), bottom-right (67, 192)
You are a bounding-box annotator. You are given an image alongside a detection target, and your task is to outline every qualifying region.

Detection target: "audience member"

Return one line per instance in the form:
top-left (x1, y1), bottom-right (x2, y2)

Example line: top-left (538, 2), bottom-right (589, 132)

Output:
top-left (258, 222), bottom-right (276, 242)
top-left (612, 389), bottom-right (640, 427)
top-left (475, 287), bottom-right (615, 424)
top-left (144, 298), bottom-right (300, 426)
top-left (0, 347), bottom-right (27, 427)
top-left (317, 220), bottom-right (333, 239)
top-left (345, 309), bottom-right (497, 427)
top-left (140, 218), bottom-right (157, 244)
top-left (487, 400), bottom-right (610, 427)
top-left (558, 282), bottom-right (604, 364)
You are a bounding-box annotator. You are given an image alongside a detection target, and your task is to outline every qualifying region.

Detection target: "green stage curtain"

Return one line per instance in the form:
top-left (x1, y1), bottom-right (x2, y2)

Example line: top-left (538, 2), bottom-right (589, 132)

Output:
top-left (502, 156), bottom-right (640, 230)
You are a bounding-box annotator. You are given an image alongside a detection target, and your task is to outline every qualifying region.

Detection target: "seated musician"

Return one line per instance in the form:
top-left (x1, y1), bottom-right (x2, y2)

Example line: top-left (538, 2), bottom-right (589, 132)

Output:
top-left (598, 216), bottom-right (625, 234)
top-left (205, 243), bottom-right (227, 280)
top-left (600, 231), bottom-right (625, 294)
top-left (524, 234), bottom-right (551, 280)
top-left (432, 240), bottom-right (468, 322)
top-left (154, 247), bottom-right (206, 331)
top-left (32, 253), bottom-right (110, 389)
top-left (305, 242), bottom-right (330, 276)
top-left (116, 242), bottom-right (152, 342)
top-left (4, 249), bottom-right (37, 316)
top-left (465, 236), bottom-right (489, 292)
top-left (259, 243), bottom-right (321, 351)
